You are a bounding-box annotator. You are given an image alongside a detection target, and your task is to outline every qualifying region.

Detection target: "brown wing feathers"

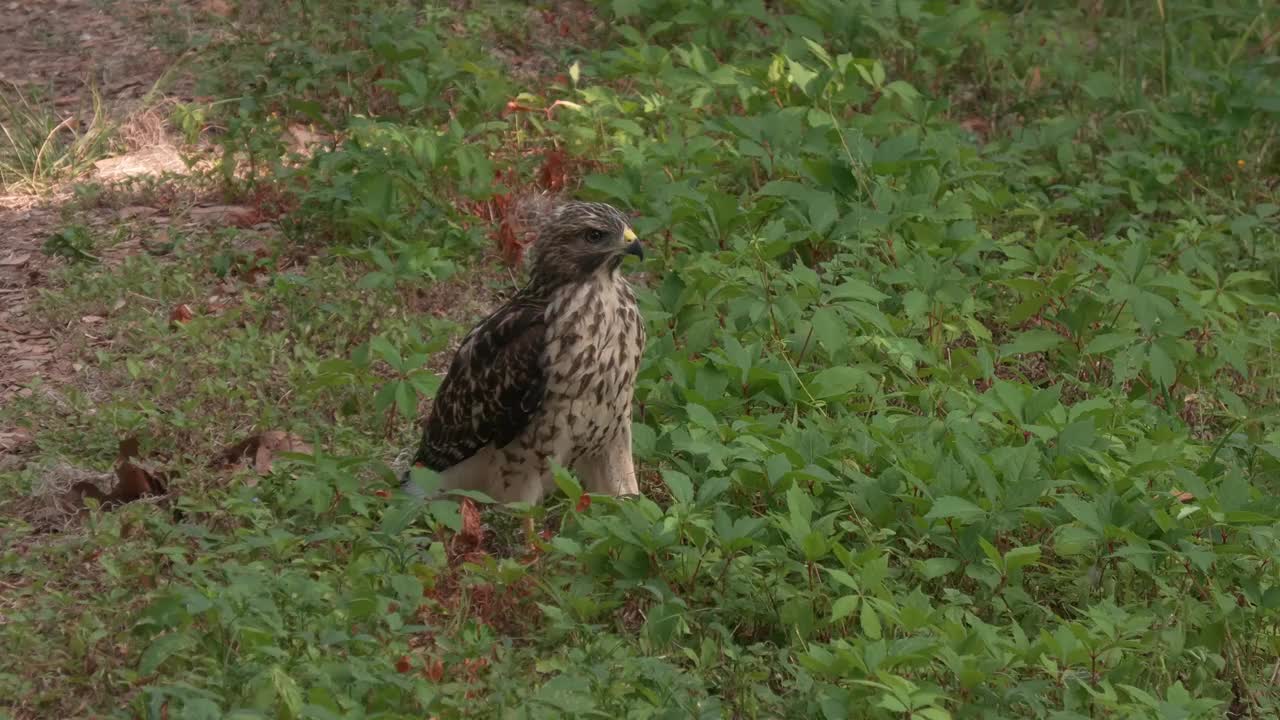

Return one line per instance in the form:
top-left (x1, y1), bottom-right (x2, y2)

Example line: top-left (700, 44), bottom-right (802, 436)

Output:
top-left (412, 300), bottom-right (548, 472)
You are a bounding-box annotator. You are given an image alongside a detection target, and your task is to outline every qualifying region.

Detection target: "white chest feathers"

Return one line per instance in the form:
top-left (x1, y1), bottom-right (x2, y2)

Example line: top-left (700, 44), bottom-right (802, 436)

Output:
top-left (538, 273), bottom-right (645, 461)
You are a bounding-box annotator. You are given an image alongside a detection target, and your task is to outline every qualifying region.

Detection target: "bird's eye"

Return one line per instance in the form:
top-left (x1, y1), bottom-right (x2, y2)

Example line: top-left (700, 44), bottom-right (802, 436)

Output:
top-left (586, 228), bottom-right (609, 244)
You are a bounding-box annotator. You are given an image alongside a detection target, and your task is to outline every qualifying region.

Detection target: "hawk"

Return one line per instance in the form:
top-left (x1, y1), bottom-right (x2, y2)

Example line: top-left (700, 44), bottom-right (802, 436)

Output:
top-left (401, 201), bottom-right (646, 506)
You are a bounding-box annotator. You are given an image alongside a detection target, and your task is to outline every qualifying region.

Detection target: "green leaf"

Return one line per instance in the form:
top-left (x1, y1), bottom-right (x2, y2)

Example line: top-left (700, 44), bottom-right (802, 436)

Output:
top-left (405, 466), bottom-right (440, 497)
top-left (1085, 332), bottom-right (1134, 354)
top-left (787, 57), bottom-right (818, 95)
top-left (379, 498), bottom-right (421, 535)
top-left (919, 557), bottom-right (959, 579)
top-left (831, 595), bottom-right (859, 622)
top-left (1085, 330), bottom-right (1136, 353)
top-left (829, 279), bottom-right (888, 303)
top-left (662, 470), bottom-right (694, 505)
top-left (1004, 544), bottom-right (1041, 573)
top-left (859, 600), bottom-right (882, 640)
top-left (1058, 494), bottom-right (1105, 534)
top-left (270, 665), bottom-right (303, 720)
top-left (811, 307), bottom-right (846, 353)
top-left (1147, 343), bottom-right (1175, 387)
top-left (1054, 525), bottom-right (1098, 556)
top-left (924, 496), bottom-right (985, 523)
top-left (801, 530), bottom-right (829, 561)
top-left (999, 329), bottom-right (1062, 357)
top-left (550, 461), bottom-right (583, 499)
top-left (583, 174), bottom-right (634, 202)
top-left (139, 632), bottom-right (189, 675)
top-left (685, 403), bottom-right (719, 430)
top-left (644, 602), bottom-right (684, 648)
top-left (811, 366), bottom-right (870, 399)
top-left (407, 370), bottom-right (443, 399)
top-left (394, 380), bottom-right (416, 418)
top-left (373, 381), bottom-right (398, 414)
top-left (806, 191), bottom-right (838, 234)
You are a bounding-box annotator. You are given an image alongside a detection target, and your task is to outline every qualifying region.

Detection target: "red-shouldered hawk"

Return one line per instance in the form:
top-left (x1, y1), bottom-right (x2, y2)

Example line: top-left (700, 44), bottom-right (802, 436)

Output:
top-left (401, 201), bottom-right (645, 505)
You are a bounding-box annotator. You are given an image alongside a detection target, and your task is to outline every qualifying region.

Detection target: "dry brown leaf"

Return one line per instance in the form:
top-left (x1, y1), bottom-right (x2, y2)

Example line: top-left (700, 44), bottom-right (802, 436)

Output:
top-left (203, 0), bottom-right (233, 17)
top-left (117, 436), bottom-right (140, 463)
top-left (213, 431), bottom-right (313, 480)
top-left (459, 497), bottom-right (484, 545)
top-left (1026, 66), bottom-right (1043, 95)
top-left (0, 252), bottom-right (31, 267)
top-left (254, 431), bottom-right (312, 475)
top-left (959, 117), bottom-right (990, 139)
top-left (93, 146), bottom-right (187, 180)
top-left (117, 206), bottom-right (160, 221)
top-left (170, 303), bottom-right (194, 325)
top-left (0, 427), bottom-right (33, 454)
top-left (188, 205), bottom-right (258, 228)
top-left (67, 437), bottom-right (170, 512)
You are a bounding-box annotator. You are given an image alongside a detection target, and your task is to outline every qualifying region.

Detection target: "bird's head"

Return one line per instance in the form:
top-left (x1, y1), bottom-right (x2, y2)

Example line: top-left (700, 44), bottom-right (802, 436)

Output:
top-left (527, 201), bottom-right (643, 283)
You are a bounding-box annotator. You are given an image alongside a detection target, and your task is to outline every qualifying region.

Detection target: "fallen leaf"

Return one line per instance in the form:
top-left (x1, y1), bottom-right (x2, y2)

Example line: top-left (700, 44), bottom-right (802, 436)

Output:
top-left (959, 117), bottom-right (990, 139)
top-left (67, 437), bottom-right (171, 512)
top-left (0, 428), bottom-right (33, 454)
top-left (0, 252), bottom-right (31, 267)
top-left (213, 430), bottom-right (314, 479)
top-left (203, 0), bottom-right (233, 17)
top-left (1026, 66), bottom-right (1043, 94)
top-left (169, 304), bottom-right (193, 325)
top-left (117, 206), bottom-right (160, 221)
top-left (538, 148), bottom-right (567, 192)
top-left (81, 315), bottom-right (104, 324)
top-left (459, 497), bottom-right (484, 548)
top-left (284, 124), bottom-right (329, 152)
top-left (117, 436), bottom-right (140, 463)
top-left (188, 205), bottom-right (259, 228)
top-left (93, 146), bottom-right (186, 180)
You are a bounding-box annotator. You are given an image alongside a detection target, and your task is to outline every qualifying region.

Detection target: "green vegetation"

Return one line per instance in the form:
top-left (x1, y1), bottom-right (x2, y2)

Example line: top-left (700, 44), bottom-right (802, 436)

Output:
top-left (3, 0), bottom-right (1279, 718)
top-left (0, 87), bottom-right (114, 193)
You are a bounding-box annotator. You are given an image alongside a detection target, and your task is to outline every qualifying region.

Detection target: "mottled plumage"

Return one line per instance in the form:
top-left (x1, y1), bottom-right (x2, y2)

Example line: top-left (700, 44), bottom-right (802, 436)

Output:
top-left (402, 201), bottom-right (646, 505)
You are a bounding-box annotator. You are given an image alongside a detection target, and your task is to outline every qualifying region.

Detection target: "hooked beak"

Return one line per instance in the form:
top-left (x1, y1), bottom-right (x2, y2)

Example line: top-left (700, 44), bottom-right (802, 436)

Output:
top-left (622, 226), bottom-right (643, 261)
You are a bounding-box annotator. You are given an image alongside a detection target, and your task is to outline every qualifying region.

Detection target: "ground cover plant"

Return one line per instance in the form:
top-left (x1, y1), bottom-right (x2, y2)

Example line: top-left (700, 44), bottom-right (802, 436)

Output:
top-left (1, 0), bottom-right (1279, 718)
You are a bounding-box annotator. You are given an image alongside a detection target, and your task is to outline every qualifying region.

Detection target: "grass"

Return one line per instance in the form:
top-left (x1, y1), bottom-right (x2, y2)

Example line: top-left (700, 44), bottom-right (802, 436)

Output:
top-left (2, 0), bottom-right (1279, 718)
top-left (0, 85), bottom-right (115, 194)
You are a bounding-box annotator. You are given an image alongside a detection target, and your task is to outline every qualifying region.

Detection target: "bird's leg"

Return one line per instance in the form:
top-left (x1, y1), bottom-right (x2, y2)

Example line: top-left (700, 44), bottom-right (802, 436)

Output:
top-left (612, 424), bottom-right (640, 496)
top-left (573, 425), bottom-right (639, 497)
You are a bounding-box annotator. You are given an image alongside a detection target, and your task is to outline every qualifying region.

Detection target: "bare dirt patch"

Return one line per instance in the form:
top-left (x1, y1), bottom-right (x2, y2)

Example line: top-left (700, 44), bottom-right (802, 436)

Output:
top-left (0, 0), bottom-right (198, 109)
top-left (0, 1), bottom-right (216, 426)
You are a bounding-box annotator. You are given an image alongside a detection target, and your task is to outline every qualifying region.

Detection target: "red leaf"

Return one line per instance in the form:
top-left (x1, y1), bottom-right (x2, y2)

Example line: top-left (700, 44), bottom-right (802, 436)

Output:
top-left (459, 497), bottom-right (484, 547)
top-left (539, 149), bottom-right (567, 192)
top-left (169, 304), bottom-right (194, 325)
top-left (395, 656), bottom-right (412, 673)
top-left (575, 494), bottom-right (591, 513)
top-left (503, 100), bottom-right (536, 116)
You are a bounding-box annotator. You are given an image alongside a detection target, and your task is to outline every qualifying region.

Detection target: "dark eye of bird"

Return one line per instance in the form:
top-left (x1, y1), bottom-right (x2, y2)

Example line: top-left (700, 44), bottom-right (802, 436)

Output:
top-left (586, 228), bottom-right (609, 244)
